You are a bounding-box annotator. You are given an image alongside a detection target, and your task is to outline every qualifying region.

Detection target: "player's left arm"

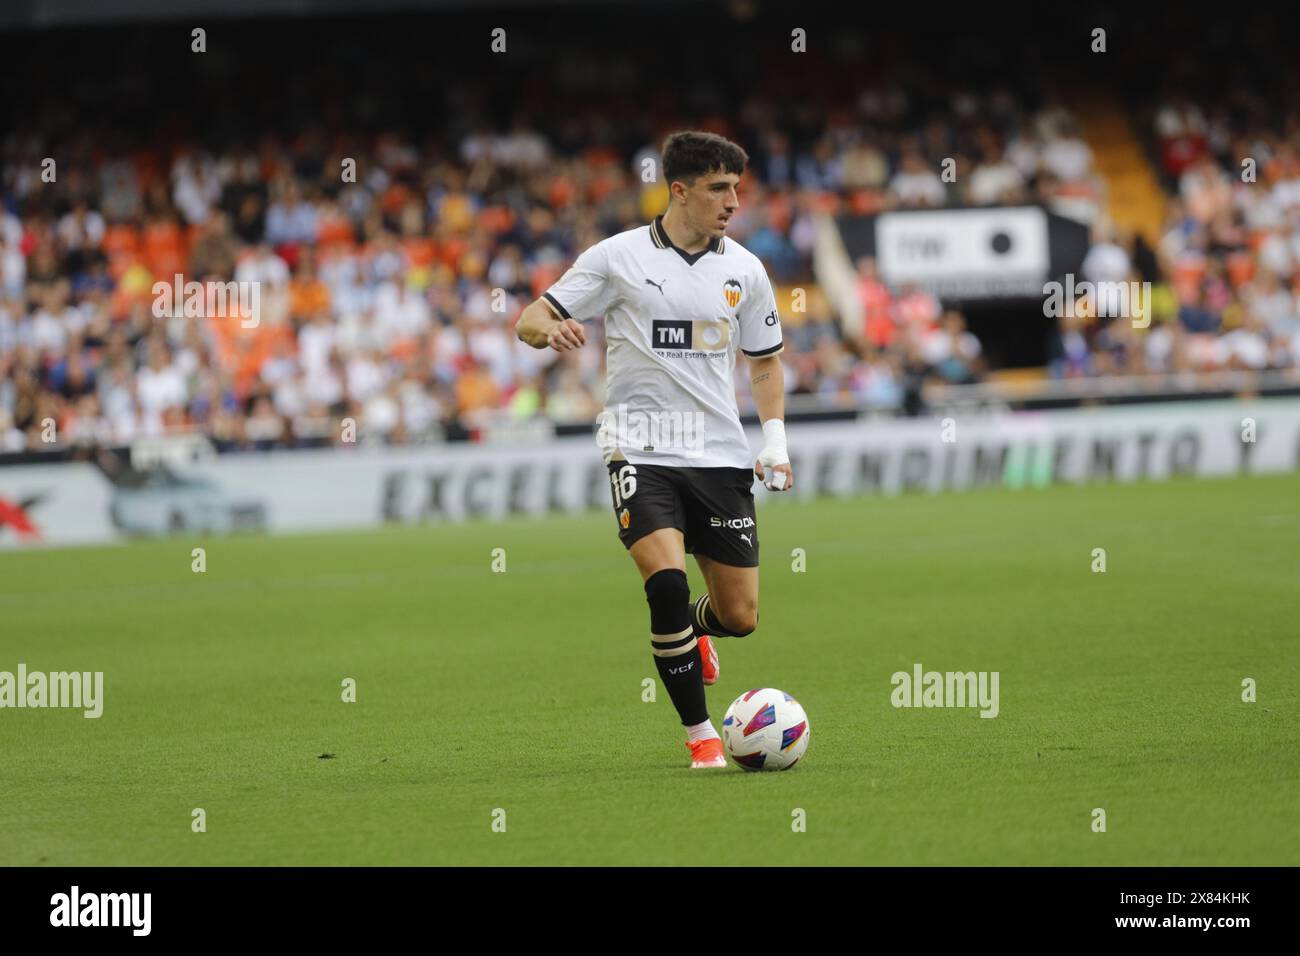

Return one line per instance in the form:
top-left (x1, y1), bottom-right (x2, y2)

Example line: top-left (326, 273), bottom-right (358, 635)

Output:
top-left (748, 353), bottom-right (792, 492)
top-left (738, 265), bottom-right (792, 492)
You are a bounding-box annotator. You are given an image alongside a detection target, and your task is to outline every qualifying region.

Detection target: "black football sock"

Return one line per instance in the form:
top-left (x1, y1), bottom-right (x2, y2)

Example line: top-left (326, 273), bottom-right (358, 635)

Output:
top-left (652, 639), bottom-right (708, 727)
top-left (690, 593), bottom-right (751, 638)
top-left (646, 568), bottom-right (708, 726)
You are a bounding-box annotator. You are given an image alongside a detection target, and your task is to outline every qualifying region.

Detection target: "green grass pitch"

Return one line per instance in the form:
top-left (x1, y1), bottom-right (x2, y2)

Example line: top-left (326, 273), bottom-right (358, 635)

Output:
top-left (1, 472), bottom-right (1296, 866)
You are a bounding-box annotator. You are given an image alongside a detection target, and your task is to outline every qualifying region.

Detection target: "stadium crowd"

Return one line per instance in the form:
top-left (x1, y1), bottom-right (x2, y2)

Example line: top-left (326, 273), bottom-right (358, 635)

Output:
top-left (2, 38), bottom-right (1298, 452)
top-left (1037, 90), bottom-right (1300, 382)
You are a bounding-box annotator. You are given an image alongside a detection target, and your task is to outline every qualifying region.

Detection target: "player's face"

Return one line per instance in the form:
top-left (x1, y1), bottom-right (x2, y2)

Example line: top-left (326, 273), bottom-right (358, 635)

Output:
top-left (684, 171), bottom-right (740, 238)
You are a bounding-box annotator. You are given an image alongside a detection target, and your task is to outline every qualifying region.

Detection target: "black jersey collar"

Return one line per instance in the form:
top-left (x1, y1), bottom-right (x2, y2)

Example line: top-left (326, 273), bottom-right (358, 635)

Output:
top-left (650, 214), bottom-right (724, 265)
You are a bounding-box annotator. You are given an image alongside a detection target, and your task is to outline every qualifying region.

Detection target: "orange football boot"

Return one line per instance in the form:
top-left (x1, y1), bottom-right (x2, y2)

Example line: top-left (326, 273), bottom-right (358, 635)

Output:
top-left (687, 736), bottom-right (727, 768)
top-left (698, 634), bottom-right (719, 685)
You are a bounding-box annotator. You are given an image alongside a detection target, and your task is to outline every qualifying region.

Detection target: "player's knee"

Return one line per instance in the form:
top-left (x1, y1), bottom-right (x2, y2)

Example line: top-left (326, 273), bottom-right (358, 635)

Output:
top-left (644, 567), bottom-right (690, 635)
top-left (722, 602), bottom-right (758, 637)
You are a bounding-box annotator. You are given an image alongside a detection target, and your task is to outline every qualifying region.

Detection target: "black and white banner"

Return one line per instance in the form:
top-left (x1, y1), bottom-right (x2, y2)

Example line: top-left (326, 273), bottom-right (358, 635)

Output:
top-left (835, 205), bottom-right (1090, 300)
top-left (876, 207), bottom-right (1049, 297)
top-left (2, 399), bottom-right (1298, 548)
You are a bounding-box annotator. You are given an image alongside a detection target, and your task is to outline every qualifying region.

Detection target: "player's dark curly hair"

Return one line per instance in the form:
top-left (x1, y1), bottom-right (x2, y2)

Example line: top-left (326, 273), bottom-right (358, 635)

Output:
top-left (661, 131), bottom-right (748, 186)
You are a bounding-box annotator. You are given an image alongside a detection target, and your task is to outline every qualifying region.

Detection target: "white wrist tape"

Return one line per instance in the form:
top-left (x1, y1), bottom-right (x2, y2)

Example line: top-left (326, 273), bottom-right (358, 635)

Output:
top-left (759, 419), bottom-right (789, 489)
top-left (760, 419), bottom-right (788, 461)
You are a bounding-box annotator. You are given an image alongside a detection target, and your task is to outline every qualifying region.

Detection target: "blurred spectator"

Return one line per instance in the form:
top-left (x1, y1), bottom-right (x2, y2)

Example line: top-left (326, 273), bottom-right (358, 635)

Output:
top-left (889, 151), bottom-right (946, 208)
top-left (920, 311), bottom-right (984, 384)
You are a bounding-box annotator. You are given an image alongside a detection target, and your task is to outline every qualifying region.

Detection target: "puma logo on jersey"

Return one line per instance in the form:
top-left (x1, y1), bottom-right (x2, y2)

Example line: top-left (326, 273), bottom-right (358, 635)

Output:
top-left (740, 533), bottom-right (753, 547)
top-left (644, 278), bottom-right (668, 295)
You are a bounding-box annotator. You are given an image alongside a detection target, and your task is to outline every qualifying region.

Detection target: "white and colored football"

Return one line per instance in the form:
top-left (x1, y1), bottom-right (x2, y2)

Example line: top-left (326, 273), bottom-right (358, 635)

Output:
top-left (721, 688), bottom-right (810, 771)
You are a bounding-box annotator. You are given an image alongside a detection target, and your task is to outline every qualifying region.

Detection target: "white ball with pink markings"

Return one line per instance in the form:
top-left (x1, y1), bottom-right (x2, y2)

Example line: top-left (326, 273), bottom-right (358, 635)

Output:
top-left (721, 687), bottom-right (810, 771)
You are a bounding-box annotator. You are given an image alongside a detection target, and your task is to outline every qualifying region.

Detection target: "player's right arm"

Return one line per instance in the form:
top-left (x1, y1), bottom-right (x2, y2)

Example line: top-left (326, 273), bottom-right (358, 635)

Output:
top-left (516, 240), bottom-right (614, 351)
top-left (515, 297), bottom-right (586, 351)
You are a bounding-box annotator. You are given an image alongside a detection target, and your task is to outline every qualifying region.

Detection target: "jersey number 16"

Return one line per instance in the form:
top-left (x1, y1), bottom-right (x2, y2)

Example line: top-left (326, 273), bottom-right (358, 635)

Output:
top-left (610, 464), bottom-right (638, 509)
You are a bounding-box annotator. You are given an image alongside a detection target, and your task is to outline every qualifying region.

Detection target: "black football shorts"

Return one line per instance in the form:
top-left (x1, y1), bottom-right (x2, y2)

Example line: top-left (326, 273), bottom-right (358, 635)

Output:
top-left (606, 459), bottom-right (759, 568)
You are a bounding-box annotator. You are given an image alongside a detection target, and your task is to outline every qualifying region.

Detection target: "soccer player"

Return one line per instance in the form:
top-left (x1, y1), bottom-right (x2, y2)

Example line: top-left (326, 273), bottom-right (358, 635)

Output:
top-left (516, 131), bottom-right (793, 769)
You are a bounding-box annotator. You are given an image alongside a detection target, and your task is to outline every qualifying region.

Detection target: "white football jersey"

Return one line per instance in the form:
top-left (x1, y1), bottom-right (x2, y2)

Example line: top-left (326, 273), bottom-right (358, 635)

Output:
top-left (543, 215), bottom-right (784, 469)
